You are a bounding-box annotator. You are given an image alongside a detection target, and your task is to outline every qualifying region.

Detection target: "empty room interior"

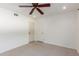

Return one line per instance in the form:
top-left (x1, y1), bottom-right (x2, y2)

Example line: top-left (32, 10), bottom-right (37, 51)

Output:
top-left (0, 3), bottom-right (79, 56)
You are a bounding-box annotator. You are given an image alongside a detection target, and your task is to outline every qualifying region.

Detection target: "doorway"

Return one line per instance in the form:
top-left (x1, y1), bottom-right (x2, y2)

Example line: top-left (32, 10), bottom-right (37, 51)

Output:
top-left (29, 19), bottom-right (35, 42)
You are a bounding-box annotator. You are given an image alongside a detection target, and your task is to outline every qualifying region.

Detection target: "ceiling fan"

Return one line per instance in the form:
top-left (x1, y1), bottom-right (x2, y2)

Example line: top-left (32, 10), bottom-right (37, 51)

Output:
top-left (19, 3), bottom-right (50, 15)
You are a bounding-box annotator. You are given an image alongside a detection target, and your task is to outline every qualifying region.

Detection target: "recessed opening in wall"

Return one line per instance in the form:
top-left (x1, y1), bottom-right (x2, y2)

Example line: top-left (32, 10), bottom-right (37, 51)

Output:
top-left (14, 13), bottom-right (19, 16)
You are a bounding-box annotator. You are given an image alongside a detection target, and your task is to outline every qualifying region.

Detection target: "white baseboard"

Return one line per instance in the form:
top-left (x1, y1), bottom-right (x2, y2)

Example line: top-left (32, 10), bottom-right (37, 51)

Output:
top-left (38, 40), bottom-right (75, 50)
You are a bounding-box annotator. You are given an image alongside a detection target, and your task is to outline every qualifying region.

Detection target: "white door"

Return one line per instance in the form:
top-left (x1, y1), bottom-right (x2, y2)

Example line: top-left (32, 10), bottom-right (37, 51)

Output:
top-left (29, 19), bottom-right (35, 42)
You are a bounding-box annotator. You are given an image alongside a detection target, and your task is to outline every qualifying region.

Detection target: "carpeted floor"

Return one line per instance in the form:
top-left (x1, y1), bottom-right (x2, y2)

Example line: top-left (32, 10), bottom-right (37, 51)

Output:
top-left (0, 41), bottom-right (79, 56)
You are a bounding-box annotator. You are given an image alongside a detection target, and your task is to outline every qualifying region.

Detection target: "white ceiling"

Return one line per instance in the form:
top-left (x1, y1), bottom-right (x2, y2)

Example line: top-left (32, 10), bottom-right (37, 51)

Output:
top-left (0, 3), bottom-right (79, 17)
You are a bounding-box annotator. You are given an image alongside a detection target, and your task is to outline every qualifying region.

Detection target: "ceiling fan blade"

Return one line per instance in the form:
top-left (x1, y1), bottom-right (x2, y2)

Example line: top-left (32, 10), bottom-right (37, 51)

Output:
top-left (29, 7), bottom-right (36, 15)
top-left (36, 8), bottom-right (44, 15)
top-left (38, 4), bottom-right (50, 7)
top-left (19, 5), bottom-right (33, 7)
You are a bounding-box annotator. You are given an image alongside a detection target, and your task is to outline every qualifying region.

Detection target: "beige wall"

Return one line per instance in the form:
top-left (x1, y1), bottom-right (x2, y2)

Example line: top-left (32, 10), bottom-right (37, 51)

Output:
top-left (35, 11), bottom-right (77, 49)
top-left (0, 8), bottom-right (29, 53)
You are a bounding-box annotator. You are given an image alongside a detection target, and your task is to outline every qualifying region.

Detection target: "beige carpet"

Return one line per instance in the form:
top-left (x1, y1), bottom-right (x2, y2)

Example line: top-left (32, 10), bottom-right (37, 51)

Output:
top-left (0, 41), bottom-right (79, 56)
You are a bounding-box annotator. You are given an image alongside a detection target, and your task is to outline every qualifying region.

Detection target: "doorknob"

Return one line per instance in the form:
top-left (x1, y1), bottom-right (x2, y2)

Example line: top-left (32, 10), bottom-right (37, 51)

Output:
top-left (41, 32), bottom-right (44, 34)
top-left (29, 32), bottom-right (31, 34)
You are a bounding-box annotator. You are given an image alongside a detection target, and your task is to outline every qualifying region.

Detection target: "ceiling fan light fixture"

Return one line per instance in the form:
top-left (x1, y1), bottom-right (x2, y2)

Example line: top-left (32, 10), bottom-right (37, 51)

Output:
top-left (19, 3), bottom-right (50, 15)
